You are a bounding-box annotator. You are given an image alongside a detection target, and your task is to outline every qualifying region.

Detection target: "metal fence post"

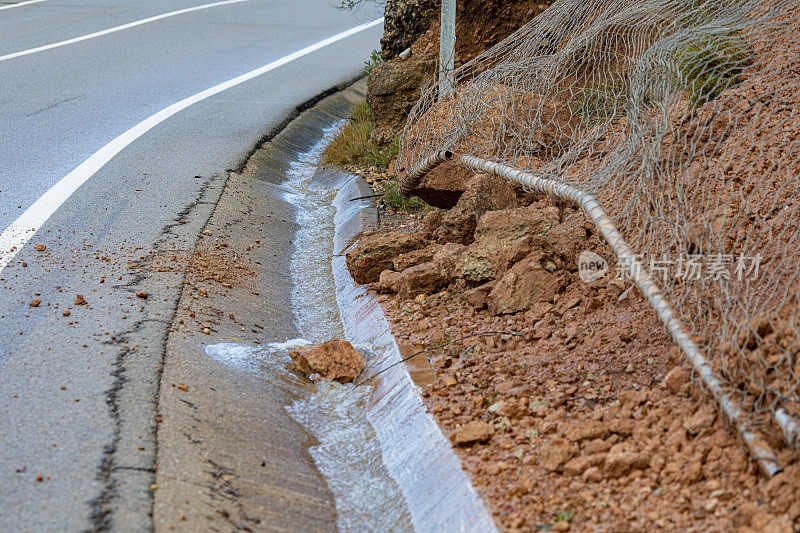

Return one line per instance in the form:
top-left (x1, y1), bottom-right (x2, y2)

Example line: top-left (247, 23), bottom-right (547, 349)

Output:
top-left (439, 0), bottom-right (456, 96)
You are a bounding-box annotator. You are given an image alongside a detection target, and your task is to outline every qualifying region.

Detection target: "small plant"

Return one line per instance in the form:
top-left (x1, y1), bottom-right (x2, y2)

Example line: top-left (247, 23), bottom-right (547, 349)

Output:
top-left (364, 49), bottom-right (383, 76)
top-left (555, 510), bottom-right (575, 523)
top-left (322, 100), bottom-right (401, 170)
top-left (380, 179), bottom-right (430, 212)
top-left (676, 33), bottom-right (750, 107)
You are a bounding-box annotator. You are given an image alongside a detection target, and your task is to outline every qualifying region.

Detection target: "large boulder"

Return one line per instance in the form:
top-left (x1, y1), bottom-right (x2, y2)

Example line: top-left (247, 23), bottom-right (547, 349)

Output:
top-left (346, 231), bottom-right (425, 284)
top-left (393, 243), bottom-right (442, 272)
top-left (367, 53), bottom-right (436, 143)
top-left (488, 252), bottom-right (564, 315)
top-left (434, 173), bottom-right (518, 244)
top-left (289, 339), bottom-right (365, 383)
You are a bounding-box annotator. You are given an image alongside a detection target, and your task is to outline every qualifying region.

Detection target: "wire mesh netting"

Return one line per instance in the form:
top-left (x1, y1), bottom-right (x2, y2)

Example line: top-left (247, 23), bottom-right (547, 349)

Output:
top-left (398, 0), bottom-right (800, 456)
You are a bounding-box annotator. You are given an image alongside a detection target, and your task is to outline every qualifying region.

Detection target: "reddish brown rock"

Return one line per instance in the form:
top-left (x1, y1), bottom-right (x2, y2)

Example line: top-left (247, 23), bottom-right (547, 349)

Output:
top-left (396, 261), bottom-right (449, 300)
top-left (547, 212), bottom-right (588, 270)
top-left (434, 174), bottom-right (519, 244)
top-left (539, 438), bottom-right (578, 472)
top-left (452, 421), bottom-right (495, 446)
top-left (464, 282), bottom-right (495, 310)
top-left (393, 243), bottom-right (442, 272)
top-left (564, 420), bottom-right (609, 442)
top-left (369, 270), bottom-right (402, 293)
top-left (488, 253), bottom-right (563, 315)
top-left (604, 451), bottom-right (649, 478)
top-left (289, 339), bottom-right (365, 383)
top-left (662, 366), bottom-right (688, 393)
top-left (346, 231), bottom-right (425, 284)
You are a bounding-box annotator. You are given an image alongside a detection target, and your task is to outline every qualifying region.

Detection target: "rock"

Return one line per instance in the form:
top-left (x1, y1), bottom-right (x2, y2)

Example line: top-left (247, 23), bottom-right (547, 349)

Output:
top-left (396, 261), bottom-right (449, 300)
top-left (464, 282), bottom-right (495, 310)
top-left (563, 454), bottom-right (604, 476)
top-left (136, 291), bottom-right (148, 299)
top-left (582, 466), bottom-right (603, 482)
top-left (75, 294), bottom-right (87, 306)
top-left (547, 213), bottom-right (587, 270)
top-left (458, 252), bottom-right (495, 283)
top-left (662, 366), bottom-right (688, 393)
top-left (432, 242), bottom-right (467, 276)
top-left (369, 270), bottom-right (402, 293)
top-left (433, 174), bottom-right (519, 244)
top-left (452, 421), bottom-right (494, 446)
top-left (474, 204), bottom-right (560, 255)
top-left (393, 243), bottom-right (442, 272)
top-left (380, 0), bottom-right (437, 59)
top-left (762, 515), bottom-right (793, 533)
top-left (604, 451), bottom-right (648, 478)
top-left (289, 339), bottom-right (365, 383)
top-left (419, 210), bottom-right (444, 240)
top-left (683, 405), bottom-right (716, 435)
top-left (488, 253), bottom-right (563, 315)
top-left (367, 53), bottom-right (436, 136)
top-left (564, 420), bottom-right (609, 442)
top-left (29, 298), bottom-right (41, 307)
top-left (539, 438), bottom-right (578, 472)
top-left (552, 520), bottom-right (571, 532)
top-left (346, 231), bottom-right (425, 284)
top-left (34, 244), bottom-right (46, 251)
top-left (413, 163), bottom-right (473, 209)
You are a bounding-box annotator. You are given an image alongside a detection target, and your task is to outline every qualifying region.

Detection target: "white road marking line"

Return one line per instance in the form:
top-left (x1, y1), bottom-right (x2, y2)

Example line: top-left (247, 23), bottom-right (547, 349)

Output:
top-left (0, 0), bottom-right (47, 12)
top-left (0, 0), bottom-right (248, 62)
top-left (0, 17), bottom-right (383, 272)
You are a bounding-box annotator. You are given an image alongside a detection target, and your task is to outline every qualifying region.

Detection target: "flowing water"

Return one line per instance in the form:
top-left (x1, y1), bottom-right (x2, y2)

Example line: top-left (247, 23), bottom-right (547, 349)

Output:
top-left (206, 126), bottom-right (414, 532)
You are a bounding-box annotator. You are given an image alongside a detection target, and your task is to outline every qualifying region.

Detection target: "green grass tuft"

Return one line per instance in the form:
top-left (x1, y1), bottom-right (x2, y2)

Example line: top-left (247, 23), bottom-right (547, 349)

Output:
top-left (322, 99), bottom-right (400, 169)
top-left (380, 179), bottom-right (431, 213)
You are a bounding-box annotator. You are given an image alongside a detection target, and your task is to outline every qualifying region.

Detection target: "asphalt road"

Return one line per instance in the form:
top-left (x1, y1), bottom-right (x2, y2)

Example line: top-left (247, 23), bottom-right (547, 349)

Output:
top-left (0, 1), bottom-right (382, 530)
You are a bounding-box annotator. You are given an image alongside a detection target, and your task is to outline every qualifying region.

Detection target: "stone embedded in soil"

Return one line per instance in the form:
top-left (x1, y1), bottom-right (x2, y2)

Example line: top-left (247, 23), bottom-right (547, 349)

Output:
top-left (464, 282), bottom-right (494, 310)
top-left (392, 243), bottom-right (442, 272)
top-left (663, 365), bottom-right (688, 393)
top-left (488, 252), bottom-right (563, 315)
top-left (433, 173), bottom-right (518, 244)
top-left (396, 261), bottom-right (449, 300)
top-left (345, 230), bottom-right (425, 284)
top-left (539, 438), bottom-right (578, 472)
top-left (604, 451), bottom-right (649, 478)
top-left (289, 339), bottom-right (365, 383)
top-left (369, 269), bottom-right (402, 293)
top-left (452, 421), bottom-right (495, 446)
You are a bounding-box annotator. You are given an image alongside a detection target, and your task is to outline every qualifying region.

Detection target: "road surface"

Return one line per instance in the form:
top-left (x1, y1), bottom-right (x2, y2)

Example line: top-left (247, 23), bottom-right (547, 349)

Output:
top-left (0, 1), bottom-right (382, 530)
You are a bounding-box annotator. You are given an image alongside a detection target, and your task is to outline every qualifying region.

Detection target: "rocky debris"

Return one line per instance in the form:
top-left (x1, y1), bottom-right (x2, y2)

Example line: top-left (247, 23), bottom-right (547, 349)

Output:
top-left (452, 421), bottom-right (494, 446)
top-left (473, 203), bottom-right (559, 256)
top-left (289, 339), bottom-right (365, 383)
top-left (683, 404), bottom-right (716, 435)
top-left (539, 438), bottom-right (578, 472)
top-left (367, 53), bottom-right (436, 144)
top-left (419, 210), bottom-right (444, 240)
top-left (393, 243), bottom-right (442, 272)
top-left (433, 242), bottom-right (467, 276)
top-left (74, 294), bottom-right (87, 306)
top-left (434, 174), bottom-right (518, 244)
top-left (29, 298), bottom-right (41, 307)
top-left (487, 252), bottom-right (564, 315)
top-left (662, 365), bottom-right (688, 393)
top-left (34, 244), bottom-right (46, 251)
top-left (603, 450), bottom-right (649, 479)
top-left (136, 291), bottom-right (149, 299)
top-left (396, 261), bottom-right (449, 300)
top-left (346, 231), bottom-right (425, 284)
top-left (412, 163), bottom-right (473, 209)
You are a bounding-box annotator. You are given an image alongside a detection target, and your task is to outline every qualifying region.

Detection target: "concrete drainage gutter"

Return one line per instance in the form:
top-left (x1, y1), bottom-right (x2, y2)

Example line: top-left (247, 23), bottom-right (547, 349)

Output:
top-left (329, 170), bottom-right (497, 532)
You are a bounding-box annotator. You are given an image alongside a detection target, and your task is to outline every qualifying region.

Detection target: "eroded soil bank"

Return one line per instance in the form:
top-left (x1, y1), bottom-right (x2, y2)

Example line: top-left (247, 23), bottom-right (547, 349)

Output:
top-left (345, 171), bottom-right (800, 532)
